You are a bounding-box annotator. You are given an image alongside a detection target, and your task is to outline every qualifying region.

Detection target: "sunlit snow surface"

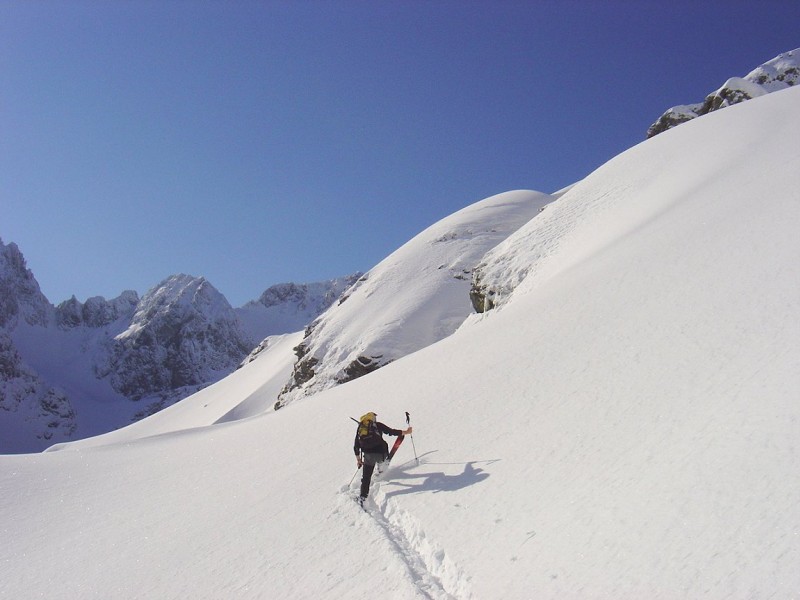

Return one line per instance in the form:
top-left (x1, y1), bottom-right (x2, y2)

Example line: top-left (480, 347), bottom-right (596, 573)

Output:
top-left (2, 87), bottom-right (799, 599)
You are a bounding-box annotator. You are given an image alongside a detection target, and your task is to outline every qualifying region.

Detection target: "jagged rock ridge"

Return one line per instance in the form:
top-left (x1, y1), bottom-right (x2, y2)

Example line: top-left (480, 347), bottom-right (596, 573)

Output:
top-left (647, 49), bottom-right (799, 138)
top-left (57, 291), bottom-right (139, 329)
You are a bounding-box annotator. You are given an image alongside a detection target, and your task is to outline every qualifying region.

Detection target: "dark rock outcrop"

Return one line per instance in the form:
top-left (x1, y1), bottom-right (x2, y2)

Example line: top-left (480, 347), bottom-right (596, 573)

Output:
top-left (647, 49), bottom-right (798, 138)
top-left (105, 275), bottom-right (252, 401)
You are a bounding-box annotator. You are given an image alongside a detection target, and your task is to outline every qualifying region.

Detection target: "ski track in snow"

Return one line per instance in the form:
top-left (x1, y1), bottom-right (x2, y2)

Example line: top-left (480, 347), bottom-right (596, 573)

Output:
top-left (336, 465), bottom-right (474, 600)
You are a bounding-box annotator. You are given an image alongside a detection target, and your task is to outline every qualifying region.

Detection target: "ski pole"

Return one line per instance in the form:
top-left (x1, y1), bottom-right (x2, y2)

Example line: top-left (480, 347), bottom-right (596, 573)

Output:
top-left (347, 415), bottom-right (366, 486)
top-left (349, 464), bottom-right (361, 486)
top-left (405, 411), bottom-right (418, 464)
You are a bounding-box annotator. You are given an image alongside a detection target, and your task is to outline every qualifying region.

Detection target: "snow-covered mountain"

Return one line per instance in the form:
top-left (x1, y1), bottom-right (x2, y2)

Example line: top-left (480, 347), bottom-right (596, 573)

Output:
top-left (0, 251), bottom-right (357, 453)
top-left (647, 48), bottom-right (798, 137)
top-left (3, 56), bottom-right (800, 598)
top-left (96, 274), bottom-right (254, 419)
top-left (276, 190), bottom-right (552, 408)
top-left (236, 276), bottom-right (361, 343)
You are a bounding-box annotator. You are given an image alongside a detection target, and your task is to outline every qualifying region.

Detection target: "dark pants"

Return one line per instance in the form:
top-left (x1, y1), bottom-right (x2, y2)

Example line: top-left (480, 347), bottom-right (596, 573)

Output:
top-left (360, 450), bottom-right (386, 499)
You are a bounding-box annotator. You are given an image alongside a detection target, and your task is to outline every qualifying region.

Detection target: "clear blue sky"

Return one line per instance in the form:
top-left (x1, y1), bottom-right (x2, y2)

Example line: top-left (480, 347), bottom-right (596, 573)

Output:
top-left (2, 1), bottom-right (798, 307)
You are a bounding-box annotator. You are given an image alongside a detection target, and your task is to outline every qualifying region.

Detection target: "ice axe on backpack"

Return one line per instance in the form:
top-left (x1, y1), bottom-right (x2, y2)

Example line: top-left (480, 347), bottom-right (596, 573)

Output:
top-left (406, 411), bottom-right (418, 464)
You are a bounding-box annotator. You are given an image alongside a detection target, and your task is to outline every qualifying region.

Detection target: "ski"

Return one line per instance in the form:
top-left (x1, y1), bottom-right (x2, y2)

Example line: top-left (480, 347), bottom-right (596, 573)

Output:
top-left (387, 434), bottom-right (404, 461)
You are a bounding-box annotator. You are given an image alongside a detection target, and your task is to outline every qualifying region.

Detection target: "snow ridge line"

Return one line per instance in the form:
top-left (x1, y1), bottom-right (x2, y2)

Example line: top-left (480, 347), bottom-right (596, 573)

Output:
top-left (371, 485), bottom-right (475, 600)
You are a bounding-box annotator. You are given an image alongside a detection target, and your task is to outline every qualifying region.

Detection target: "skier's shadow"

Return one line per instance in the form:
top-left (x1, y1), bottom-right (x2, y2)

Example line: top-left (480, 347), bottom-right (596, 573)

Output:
top-left (383, 452), bottom-right (497, 499)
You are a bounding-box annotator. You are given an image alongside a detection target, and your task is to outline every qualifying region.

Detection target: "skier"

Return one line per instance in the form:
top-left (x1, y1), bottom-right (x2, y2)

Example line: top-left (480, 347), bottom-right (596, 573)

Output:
top-left (354, 412), bottom-right (412, 506)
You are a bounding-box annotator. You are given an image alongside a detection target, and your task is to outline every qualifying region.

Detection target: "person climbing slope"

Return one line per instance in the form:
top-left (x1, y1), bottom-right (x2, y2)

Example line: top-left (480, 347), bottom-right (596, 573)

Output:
top-left (353, 412), bottom-right (412, 506)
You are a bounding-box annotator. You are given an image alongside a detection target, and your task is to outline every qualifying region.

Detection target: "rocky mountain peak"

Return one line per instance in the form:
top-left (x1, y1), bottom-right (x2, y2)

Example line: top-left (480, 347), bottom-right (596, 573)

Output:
top-left (56, 291), bottom-right (140, 329)
top-left (0, 238), bottom-right (52, 328)
top-left (121, 274), bottom-right (230, 336)
top-left (107, 274), bottom-right (252, 403)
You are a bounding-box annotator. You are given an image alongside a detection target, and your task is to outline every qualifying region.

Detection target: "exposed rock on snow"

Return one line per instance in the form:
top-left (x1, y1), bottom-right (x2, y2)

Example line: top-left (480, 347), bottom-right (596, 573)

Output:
top-left (647, 48), bottom-right (799, 137)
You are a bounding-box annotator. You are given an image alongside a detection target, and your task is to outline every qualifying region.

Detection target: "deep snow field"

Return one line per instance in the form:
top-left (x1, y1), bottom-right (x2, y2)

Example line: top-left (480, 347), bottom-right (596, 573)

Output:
top-left (2, 86), bottom-right (799, 599)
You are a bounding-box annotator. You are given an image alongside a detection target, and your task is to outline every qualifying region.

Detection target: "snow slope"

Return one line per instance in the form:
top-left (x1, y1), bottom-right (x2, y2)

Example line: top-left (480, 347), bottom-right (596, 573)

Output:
top-left (45, 332), bottom-right (302, 449)
top-left (2, 87), bottom-right (799, 599)
top-left (277, 189), bottom-right (552, 407)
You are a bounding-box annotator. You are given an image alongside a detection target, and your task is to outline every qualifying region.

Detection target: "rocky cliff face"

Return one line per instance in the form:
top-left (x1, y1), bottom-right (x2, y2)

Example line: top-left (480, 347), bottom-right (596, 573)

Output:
top-left (647, 49), bottom-right (799, 138)
top-left (56, 291), bottom-right (140, 329)
top-left (99, 275), bottom-right (253, 414)
top-left (0, 240), bottom-right (51, 329)
top-left (0, 330), bottom-right (76, 446)
top-left (0, 240), bottom-right (77, 447)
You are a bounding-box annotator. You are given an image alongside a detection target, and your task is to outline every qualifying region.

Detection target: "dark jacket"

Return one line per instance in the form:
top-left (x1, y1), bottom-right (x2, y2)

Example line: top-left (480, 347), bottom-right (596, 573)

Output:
top-left (354, 421), bottom-right (403, 456)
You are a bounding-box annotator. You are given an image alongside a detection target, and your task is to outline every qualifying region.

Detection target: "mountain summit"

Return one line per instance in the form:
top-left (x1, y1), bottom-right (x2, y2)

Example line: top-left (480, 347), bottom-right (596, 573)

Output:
top-left (0, 239), bottom-right (51, 328)
top-left (98, 274), bottom-right (253, 415)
